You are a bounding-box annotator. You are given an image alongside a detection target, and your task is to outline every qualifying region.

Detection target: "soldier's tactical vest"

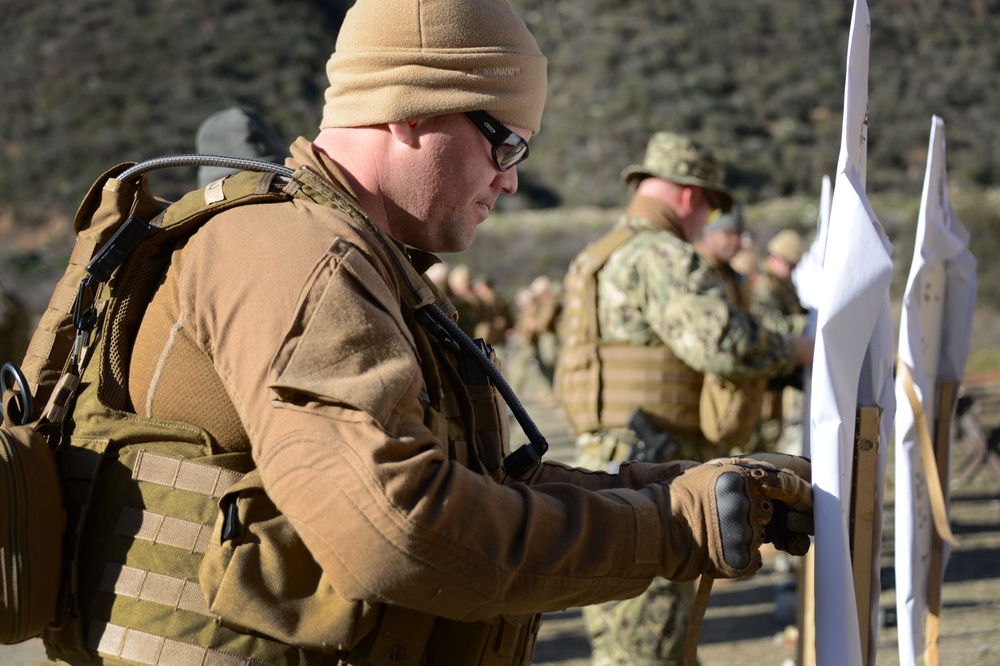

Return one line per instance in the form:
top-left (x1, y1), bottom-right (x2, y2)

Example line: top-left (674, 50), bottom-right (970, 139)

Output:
top-left (40, 162), bottom-right (539, 665)
top-left (554, 225), bottom-right (705, 443)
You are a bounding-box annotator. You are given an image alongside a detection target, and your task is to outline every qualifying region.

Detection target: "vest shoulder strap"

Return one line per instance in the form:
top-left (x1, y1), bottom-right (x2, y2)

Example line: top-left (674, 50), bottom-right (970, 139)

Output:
top-left (155, 169), bottom-right (293, 240)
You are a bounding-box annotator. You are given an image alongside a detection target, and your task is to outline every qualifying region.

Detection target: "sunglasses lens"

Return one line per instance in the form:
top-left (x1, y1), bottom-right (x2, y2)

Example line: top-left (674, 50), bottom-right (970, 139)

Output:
top-left (495, 138), bottom-right (529, 171)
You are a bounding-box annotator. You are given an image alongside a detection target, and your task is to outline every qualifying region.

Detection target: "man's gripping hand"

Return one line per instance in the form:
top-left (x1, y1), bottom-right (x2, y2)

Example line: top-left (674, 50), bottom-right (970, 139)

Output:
top-left (742, 452), bottom-right (814, 556)
top-left (642, 455), bottom-right (813, 581)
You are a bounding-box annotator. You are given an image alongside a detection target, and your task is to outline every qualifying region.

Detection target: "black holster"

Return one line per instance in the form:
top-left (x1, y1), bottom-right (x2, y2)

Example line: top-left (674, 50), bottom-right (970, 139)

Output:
top-left (626, 408), bottom-right (677, 463)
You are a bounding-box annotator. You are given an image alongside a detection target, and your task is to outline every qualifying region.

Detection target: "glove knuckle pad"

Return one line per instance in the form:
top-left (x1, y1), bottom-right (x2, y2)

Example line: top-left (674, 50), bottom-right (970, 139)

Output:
top-left (715, 471), bottom-right (753, 570)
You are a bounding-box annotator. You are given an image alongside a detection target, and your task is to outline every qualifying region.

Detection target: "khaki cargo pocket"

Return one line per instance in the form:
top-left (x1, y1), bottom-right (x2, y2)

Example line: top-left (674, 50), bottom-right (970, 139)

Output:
top-left (199, 469), bottom-right (379, 654)
top-left (699, 374), bottom-right (765, 449)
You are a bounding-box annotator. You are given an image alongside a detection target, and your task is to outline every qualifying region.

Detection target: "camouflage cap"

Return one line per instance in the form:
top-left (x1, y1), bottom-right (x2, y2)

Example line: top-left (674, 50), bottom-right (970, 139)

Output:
top-left (621, 132), bottom-right (733, 212)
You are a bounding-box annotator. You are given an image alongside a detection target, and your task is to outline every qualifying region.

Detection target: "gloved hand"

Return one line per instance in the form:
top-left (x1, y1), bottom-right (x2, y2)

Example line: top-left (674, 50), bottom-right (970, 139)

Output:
top-left (742, 452), bottom-right (813, 556)
top-left (641, 455), bottom-right (813, 581)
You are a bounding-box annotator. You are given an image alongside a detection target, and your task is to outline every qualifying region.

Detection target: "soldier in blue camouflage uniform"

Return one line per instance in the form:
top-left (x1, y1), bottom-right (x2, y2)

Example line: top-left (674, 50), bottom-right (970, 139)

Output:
top-left (555, 132), bottom-right (813, 665)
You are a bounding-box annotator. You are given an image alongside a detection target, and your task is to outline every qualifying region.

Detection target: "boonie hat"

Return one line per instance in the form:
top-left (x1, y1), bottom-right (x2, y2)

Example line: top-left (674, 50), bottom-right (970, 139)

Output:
top-left (767, 229), bottom-right (805, 264)
top-left (622, 132), bottom-right (734, 212)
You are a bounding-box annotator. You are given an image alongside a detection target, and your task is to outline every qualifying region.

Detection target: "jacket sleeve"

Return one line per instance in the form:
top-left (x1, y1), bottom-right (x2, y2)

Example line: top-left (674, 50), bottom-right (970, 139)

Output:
top-left (255, 238), bottom-right (669, 621)
top-left (635, 240), bottom-right (798, 379)
top-left (521, 459), bottom-right (696, 491)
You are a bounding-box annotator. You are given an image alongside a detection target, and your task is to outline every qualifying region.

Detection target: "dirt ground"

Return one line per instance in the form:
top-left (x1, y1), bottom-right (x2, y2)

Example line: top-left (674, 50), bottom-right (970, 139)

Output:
top-left (2, 365), bottom-right (998, 665)
top-left (525, 370), bottom-right (1000, 666)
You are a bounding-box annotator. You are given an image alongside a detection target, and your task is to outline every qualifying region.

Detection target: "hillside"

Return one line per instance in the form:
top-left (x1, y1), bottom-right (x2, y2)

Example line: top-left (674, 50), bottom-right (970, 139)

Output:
top-left (2, 1), bottom-right (999, 339)
top-left (3, 1), bottom-right (1000, 216)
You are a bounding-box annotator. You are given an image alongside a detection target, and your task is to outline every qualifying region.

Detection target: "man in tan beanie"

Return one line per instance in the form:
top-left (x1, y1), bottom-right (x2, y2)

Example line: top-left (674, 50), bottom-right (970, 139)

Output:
top-left (45, 3), bottom-right (813, 665)
top-left (555, 133), bottom-right (814, 665)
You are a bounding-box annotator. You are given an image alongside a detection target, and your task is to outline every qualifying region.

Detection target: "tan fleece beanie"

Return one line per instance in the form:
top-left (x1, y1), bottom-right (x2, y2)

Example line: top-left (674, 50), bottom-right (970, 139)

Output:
top-left (320, 0), bottom-right (547, 134)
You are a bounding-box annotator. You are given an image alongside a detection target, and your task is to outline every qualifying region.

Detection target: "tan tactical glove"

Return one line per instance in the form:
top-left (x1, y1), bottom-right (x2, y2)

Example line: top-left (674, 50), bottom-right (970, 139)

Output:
top-left (742, 452), bottom-right (814, 556)
top-left (641, 455), bottom-right (813, 581)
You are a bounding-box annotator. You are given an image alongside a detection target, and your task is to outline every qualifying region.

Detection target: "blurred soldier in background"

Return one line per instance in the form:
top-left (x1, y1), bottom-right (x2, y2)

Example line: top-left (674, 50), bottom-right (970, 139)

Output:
top-left (555, 132), bottom-right (813, 665)
top-left (472, 277), bottom-right (514, 347)
top-left (753, 230), bottom-right (808, 336)
top-left (446, 263), bottom-right (481, 337)
top-left (730, 232), bottom-right (760, 281)
top-left (510, 275), bottom-right (561, 401)
top-left (696, 204), bottom-right (751, 310)
top-left (196, 106), bottom-right (291, 187)
top-left (751, 229), bottom-right (809, 451)
top-left (696, 205), bottom-right (767, 455)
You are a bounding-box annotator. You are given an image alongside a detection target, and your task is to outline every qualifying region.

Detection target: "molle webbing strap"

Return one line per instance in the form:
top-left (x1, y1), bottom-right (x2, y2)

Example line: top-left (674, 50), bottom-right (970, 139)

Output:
top-left (557, 226), bottom-right (636, 348)
top-left (554, 226), bottom-right (637, 434)
top-left (116, 506), bottom-right (213, 554)
top-left (132, 450), bottom-right (243, 498)
top-left (118, 450), bottom-right (246, 552)
top-left (154, 170), bottom-right (292, 239)
top-left (425, 614), bottom-right (541, 665)
top-left (555, 222), bottom-right (706, 437)
top-left (101, 563), bottom-right (211, 617)
top-left (556, 341), bottom-right (703, 436)
top-left (89, 620), bottom-right (268, 666)
top-left (20, 162), bottom-right (162, 407)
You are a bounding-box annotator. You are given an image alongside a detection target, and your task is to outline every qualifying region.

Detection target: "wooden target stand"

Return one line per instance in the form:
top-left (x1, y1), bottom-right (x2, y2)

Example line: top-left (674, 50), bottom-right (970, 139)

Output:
top-left (797, 380), bottom-right (958, 666)
top-left (797, 406), bottom-right (881, 666)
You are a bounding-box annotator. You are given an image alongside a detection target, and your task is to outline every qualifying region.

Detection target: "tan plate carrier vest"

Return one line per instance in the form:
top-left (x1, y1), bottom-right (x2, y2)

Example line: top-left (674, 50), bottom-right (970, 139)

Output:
top-left (42, 165), bottom-right (540, 665)
top-left (554, 226), bottom-right (706, 444)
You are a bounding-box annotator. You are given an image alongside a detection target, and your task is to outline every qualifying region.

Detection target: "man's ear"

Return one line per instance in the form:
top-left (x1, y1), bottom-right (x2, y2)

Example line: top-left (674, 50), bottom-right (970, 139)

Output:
top-left (678, 185), bottom-right (699, 214)
top-left (387, 120), bottom-right (420, 146)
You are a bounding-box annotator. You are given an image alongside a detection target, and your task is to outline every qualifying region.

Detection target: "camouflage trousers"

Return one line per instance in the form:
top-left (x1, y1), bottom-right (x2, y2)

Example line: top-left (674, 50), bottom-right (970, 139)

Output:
top-left (582, 577), bottom-right (696, 666)
top-left (575, 428), bottom-right (715, 665)
top-left (574, 429), bottom-right (722, 473)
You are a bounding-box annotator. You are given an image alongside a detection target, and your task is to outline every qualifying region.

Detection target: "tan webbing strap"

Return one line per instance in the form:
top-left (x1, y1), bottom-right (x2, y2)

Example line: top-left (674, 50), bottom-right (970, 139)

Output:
top-left (365, 605), bottom-right (436, 666)
top-left (117, 506), bottom-right (213, 554)
top-left (89, 620), bottom-right (266, 666)
top-left (683, 575), bottom-right (714, 666)
top-left (23, 329), bottom-right (57, 365)
top-left (50, 279), bottom-right (82, 316)
top-left (101, 563), bottom-right (211, 616)
top-left (582, 226), bottom-right (636, 338)
top-left (925, 379), bottom-right (957, 666)
top-left (68, 236), bottom-right (100, 267)
top-left (132, 450), bottom-right (244, 498)
top-left (897, 363), bottom-right (959, 547)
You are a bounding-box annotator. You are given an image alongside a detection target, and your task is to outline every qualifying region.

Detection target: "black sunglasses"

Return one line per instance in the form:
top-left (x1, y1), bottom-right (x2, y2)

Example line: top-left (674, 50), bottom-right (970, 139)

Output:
top-left (465, 110), bottom-right (530, 172)
top-left (701, 187), bottom-right (722, 211)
